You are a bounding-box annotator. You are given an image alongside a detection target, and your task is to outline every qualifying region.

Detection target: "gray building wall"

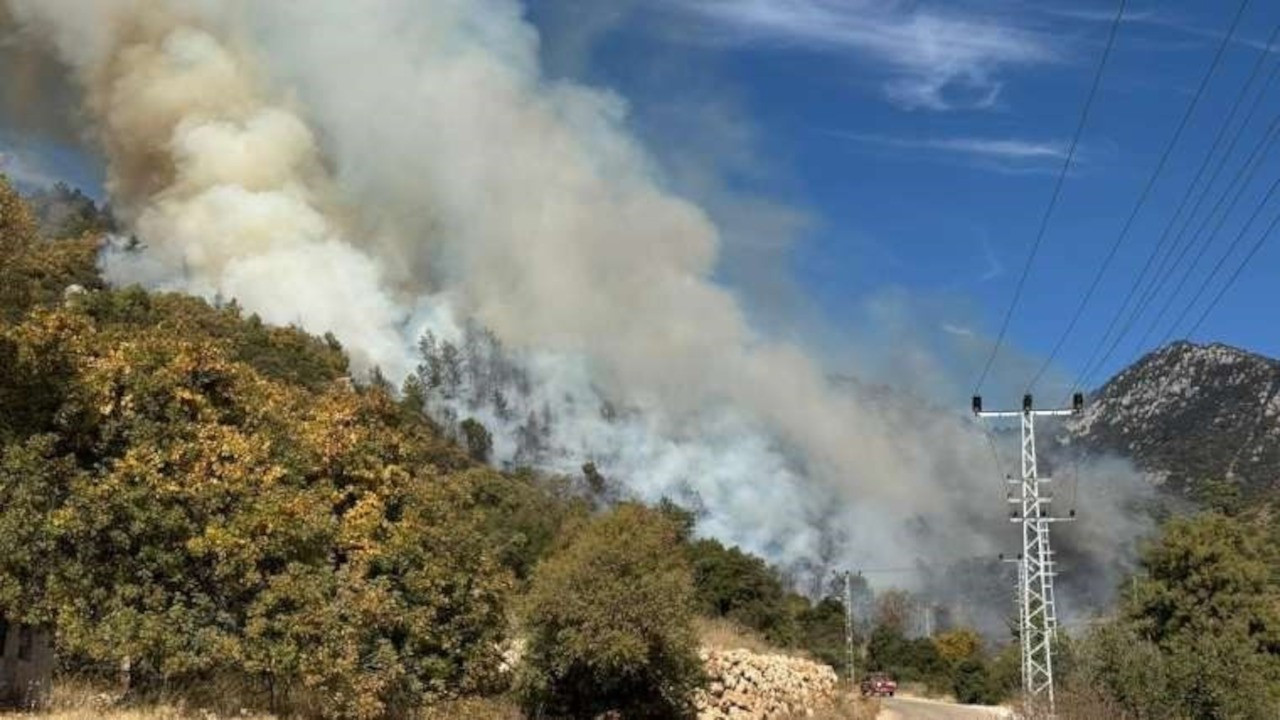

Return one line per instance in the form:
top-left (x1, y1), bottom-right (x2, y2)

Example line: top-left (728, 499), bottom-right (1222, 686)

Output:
top-left (0, 618), bottom-right (53, 708)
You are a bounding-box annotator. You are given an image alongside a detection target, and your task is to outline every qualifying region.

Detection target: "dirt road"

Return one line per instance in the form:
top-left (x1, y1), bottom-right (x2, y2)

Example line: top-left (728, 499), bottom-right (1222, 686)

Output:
top-left (877, 695), bottom-right (1014, 720)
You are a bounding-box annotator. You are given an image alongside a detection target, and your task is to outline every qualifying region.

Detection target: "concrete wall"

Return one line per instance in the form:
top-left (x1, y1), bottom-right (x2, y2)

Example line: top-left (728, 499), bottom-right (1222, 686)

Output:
top-left (0, 618), bottom-right (53, 708)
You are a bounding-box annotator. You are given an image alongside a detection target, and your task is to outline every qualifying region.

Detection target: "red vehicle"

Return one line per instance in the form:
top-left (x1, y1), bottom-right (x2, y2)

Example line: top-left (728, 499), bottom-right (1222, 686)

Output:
top-left (860, 673), bottom-right (897, 697)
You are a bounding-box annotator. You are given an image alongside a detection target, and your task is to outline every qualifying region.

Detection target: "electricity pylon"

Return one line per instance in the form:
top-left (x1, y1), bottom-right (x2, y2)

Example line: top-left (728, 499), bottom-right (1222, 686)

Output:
top-left (975, 393), bottom-right (1082, 717)
top-left (843, 571), bottom-right (857, 690)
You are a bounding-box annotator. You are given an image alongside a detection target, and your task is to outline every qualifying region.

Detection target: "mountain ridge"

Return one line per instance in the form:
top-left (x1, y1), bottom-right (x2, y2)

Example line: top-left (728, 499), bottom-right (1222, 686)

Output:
top-left (1072, 340), bottom-right (1280, 499)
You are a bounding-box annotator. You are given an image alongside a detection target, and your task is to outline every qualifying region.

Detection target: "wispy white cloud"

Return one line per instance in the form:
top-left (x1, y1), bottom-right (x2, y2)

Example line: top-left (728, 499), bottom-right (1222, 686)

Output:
top-left (1038, 5), bottom-right (1157, 25)
top-left (978, 235), bottom-right (1003, 283)
top-left (920, 136), bottom-right (1069, 160)
top-left (654, 0), bottom-right (1058, 110)
top-left (1040, 3), bottom-right (1277, 54)
top-left (830, 131), bottom-right (1070, 162)
top-left (942, 323), bottom-right (977, 337)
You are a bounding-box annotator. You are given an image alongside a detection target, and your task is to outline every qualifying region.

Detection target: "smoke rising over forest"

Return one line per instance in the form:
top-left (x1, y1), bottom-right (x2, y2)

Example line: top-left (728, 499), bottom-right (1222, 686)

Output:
top-left (2, 0), bottom-right (1152, 623)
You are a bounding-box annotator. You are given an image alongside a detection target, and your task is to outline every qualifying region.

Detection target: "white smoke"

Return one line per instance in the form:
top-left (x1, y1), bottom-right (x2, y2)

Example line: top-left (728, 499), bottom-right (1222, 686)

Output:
top-left (5, 0), bottom-right (1150, 596)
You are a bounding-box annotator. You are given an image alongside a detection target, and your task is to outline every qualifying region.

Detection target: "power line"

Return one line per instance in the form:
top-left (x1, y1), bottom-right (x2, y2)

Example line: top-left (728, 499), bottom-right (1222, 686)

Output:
top-left (1166, 171), bottom-right (1280, 341)
top-left (1118, 192), bottom-right (1280, 419)
top-left (1036, 0), bottom-right (1251, 395)
top-left (1079, 104), bottom-right (1280, 391)
top-left (1134, 104), bottom-right (1280, 354)
top-left (980, 422), bottom-right (1013, 504)
top-left (972, 0), bottom-right (1127, 394)
top-left (1119, 21), bottom-right (1280, 364)
top-left (1185, 210), bottom-right (1280, 336)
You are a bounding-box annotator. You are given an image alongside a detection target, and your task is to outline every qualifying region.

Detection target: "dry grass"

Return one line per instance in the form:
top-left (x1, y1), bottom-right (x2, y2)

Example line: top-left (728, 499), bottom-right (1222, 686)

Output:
top-left (694, 617), bottom-right (812, 659)
top-left (8, 710), bottom-right (269, 720)
top-left (43, 678), bottom-right (275, 719)
top-left (3, 679), bottom-right (529, 720)
top-left (696, 616), bottom-right (775, 654)
top-left (418, 698), bottom-right (523, 720)
top-left (1052, 689), bottom-right (1135, 720)
top-left (0, 679), bottom-right (276, 719)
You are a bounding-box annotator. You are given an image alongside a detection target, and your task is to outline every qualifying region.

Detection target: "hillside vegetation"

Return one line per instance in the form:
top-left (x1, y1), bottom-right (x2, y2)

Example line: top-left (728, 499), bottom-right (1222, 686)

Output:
top-left (1059, 509), bottom-right (1280, 719)
top-left (0, 177), bottom-right (894, 717)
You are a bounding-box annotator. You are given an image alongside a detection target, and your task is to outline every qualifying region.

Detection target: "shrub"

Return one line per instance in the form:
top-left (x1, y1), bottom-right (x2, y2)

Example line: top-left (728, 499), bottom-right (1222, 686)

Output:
top-left (796, 597), bottom-right (850, 672)
top-left (460, 417), bottom-right (493, 462)
top-left (519, 504), bottom-right (703, 718)
top-left (867, 627), bottom-right (947, 689)
top-left (951, 658), bottom-right (998, 705)
top-left (1065, 512), bottom-right (1280, 719)
top-left (688, 538), bottom-right (798, 647)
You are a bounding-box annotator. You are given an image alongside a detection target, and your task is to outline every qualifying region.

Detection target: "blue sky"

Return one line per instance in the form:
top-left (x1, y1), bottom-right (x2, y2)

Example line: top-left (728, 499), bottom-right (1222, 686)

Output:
top-left (525, 0), bottom-right (1280, 398)
top-left (3, 0), bottom-right (1278, 400)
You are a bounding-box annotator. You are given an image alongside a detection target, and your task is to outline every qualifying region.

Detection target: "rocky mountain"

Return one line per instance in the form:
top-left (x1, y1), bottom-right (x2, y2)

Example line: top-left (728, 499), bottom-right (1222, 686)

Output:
top-left (1070, 341), bottom-right (1280, 499)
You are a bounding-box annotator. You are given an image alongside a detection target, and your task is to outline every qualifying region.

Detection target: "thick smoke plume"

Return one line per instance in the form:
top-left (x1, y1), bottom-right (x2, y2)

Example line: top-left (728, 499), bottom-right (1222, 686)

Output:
top-left (8, 0), bottom-right (413, 376)
top-left (5, 0), bottom-right (1151, 619)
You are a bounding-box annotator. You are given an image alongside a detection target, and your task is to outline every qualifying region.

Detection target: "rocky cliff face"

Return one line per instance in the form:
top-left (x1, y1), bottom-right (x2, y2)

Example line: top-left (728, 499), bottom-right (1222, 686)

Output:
top-left (1070, 341), bottom-right (1280, 497)
top-left (694, 648), bottom-right (838, 720)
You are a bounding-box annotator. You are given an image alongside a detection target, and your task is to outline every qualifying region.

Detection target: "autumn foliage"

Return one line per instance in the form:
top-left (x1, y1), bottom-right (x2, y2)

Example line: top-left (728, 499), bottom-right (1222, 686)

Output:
top-left (0, 176), bottom-right (521, 717)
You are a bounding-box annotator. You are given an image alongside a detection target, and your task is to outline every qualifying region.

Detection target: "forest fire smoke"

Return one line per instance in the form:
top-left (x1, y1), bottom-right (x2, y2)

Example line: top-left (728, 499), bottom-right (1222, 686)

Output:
top-left (8, 0), bottom-right (412, 376)
top-left (3, 0), bottom-right (1148, 616)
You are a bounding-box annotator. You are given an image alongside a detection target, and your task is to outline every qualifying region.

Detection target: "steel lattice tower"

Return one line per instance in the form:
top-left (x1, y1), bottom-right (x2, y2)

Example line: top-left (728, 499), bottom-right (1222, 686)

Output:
top-left (844, 571), bottom-right (856, 690)
top-left (975, 393), bottom-right (1082, 717)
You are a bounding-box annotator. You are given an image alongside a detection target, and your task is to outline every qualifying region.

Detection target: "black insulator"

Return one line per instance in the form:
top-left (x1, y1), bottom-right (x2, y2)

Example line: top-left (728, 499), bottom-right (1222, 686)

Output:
top-left (1073, 392), bottom-right (1085, 413)
top-left (1069, 509), bottom-right (1077, 518)
top-left (1023, 394), bottom-right (1033, 412)
top-left (972, 395), bottom-right (983, 414)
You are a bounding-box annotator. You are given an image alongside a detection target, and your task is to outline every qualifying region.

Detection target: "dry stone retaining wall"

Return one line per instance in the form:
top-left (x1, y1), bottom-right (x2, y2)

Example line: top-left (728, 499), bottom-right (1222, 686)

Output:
top-left (695, 648), bottom-right (838, 719)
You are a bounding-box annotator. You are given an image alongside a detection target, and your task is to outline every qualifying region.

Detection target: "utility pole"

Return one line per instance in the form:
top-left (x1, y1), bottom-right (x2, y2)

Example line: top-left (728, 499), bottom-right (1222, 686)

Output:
top-left (975, 393), bottom-right (1082, 718)
top-left (843, 570), bottom-right (857, 691)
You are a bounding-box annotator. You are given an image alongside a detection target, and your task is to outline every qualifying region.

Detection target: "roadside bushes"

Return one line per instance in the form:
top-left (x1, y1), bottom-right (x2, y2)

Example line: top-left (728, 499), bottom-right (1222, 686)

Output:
top-left (1065, 513), bottom-right (1280, 719)
top-left (519, 504), bottom-right (704, 718)
top-left (688, 538), bottom-right (799, 648)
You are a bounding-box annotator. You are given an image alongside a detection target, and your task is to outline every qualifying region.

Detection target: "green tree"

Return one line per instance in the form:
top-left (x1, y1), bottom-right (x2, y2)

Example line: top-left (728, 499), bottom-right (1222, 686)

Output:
top-left (1070, 513), bottom-right (1280, 719)
top-left (796, 597), bottom-right (850, 672)
top-left (460, 417), bottom-right (493, 463)
top-left (868, 626), bottom-right (947, 689)
top-left (988, 642), bottom-right (1021, 699)
top-left (1128, 513), bottom-right (1280, 649)
top-left (520, 504), bottom-right (703, 719)
top-left (952, 658), bottom-right (998, 705)
top-left (687, 538), bottom-right (798, 646)
top-left (469, 468), bottom-right (586, 582)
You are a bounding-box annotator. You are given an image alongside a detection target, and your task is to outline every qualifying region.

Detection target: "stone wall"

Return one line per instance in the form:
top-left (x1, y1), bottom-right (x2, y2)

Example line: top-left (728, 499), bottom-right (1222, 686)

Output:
top-left (695, 648), bottom-right (838, 720)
